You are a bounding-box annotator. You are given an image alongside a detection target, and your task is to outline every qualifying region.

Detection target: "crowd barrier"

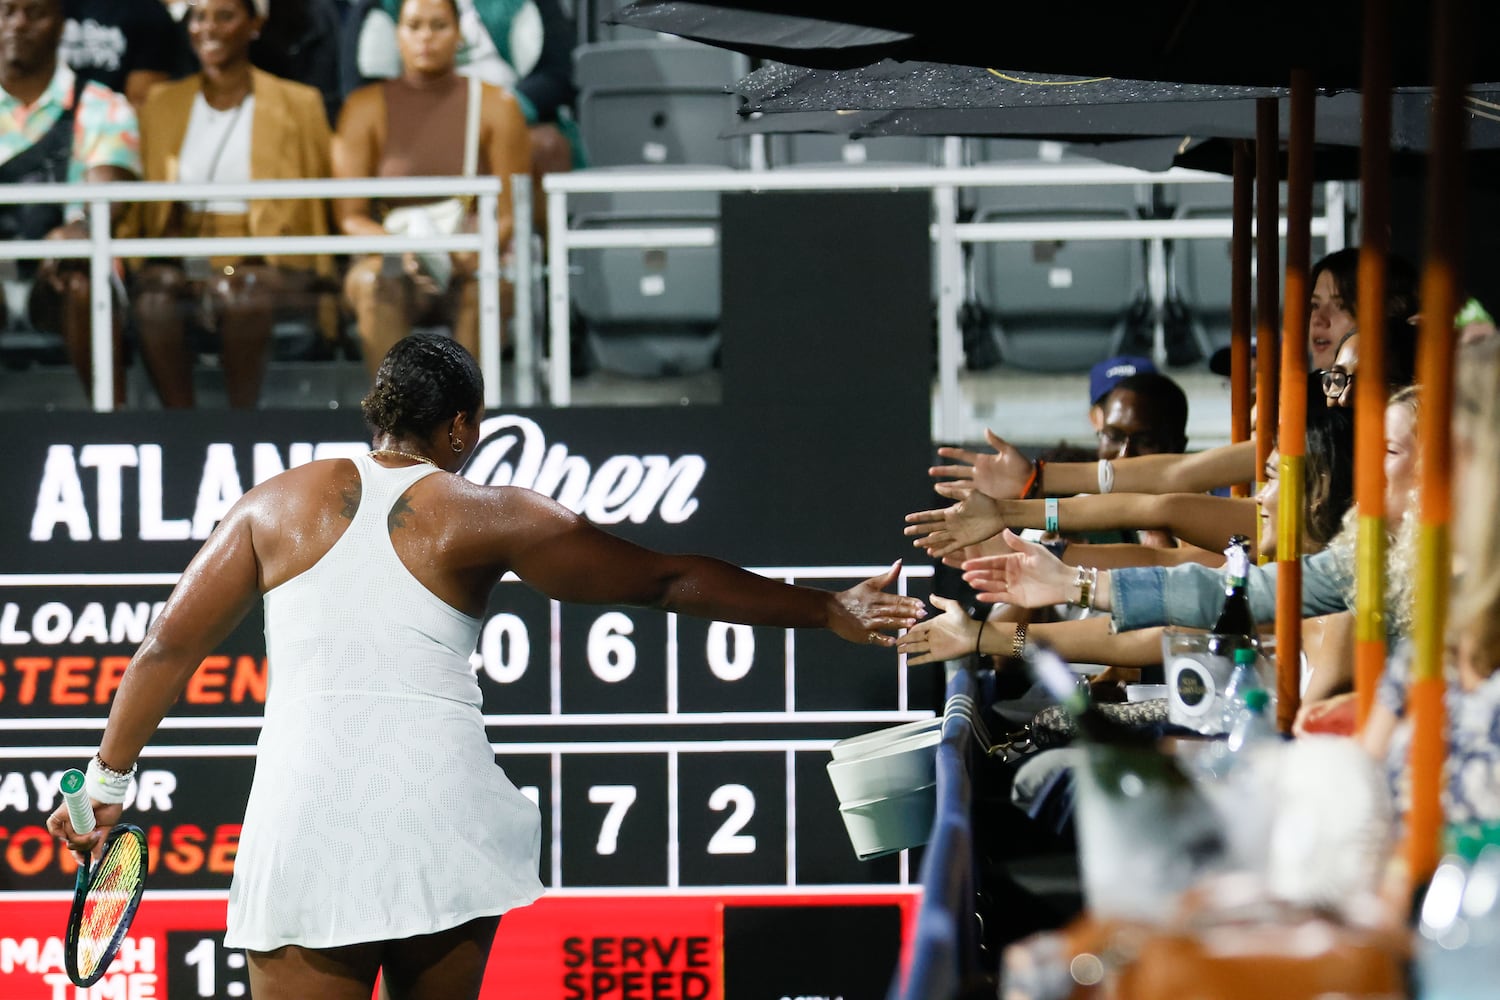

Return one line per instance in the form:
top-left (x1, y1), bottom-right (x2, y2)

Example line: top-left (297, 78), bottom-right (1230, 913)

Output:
top-left (7, 165), bottom-right (1340, 440)
top-left (892, 667), bottom-right (984, 999)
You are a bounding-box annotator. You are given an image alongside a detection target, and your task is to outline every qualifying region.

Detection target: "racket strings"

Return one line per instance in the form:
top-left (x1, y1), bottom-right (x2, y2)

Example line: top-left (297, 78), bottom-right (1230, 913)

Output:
top-left (76, 837), bottom-right (144, 978)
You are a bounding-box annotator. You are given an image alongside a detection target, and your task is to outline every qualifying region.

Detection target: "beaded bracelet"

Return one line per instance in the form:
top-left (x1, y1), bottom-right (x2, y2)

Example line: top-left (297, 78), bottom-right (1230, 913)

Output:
top-left (85, 752), bottom-right (134, 805)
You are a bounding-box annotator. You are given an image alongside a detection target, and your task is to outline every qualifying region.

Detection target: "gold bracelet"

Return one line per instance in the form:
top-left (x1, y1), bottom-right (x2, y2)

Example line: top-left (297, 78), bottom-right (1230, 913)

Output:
top-left (1076, 567), bottom-right (1093, 609)
top-left (1011, 622), bottom-right (1029, 659)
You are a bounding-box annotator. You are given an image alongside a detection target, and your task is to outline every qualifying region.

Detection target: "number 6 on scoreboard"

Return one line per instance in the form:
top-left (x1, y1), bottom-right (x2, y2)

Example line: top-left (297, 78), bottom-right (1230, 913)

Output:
top-left (587, 784), bottom-right (637, 855)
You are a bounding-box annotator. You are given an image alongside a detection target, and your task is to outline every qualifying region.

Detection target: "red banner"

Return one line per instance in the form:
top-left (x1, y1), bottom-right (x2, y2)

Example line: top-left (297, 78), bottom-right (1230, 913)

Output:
top-left (0, 891), bottom-right (917, 999)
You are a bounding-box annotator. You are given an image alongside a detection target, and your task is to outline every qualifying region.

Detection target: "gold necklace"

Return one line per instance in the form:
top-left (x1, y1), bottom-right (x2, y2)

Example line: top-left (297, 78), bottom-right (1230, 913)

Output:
top-left (369, 449), bottom-right (438, 468)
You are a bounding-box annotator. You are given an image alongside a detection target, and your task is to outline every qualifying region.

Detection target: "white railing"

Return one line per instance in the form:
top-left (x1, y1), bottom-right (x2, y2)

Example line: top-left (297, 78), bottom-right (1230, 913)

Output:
top-left (543, 163), bottom-right (1340, 441)
top-left (0, 176), bottom-right (522, 411)
top-left (4, 165), bottom-right (1343, 435)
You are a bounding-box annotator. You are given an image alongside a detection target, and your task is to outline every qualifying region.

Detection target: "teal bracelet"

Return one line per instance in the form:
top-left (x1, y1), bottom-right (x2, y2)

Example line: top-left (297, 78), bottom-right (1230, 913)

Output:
top-left (1045, 497), bottom-right (1060, 534)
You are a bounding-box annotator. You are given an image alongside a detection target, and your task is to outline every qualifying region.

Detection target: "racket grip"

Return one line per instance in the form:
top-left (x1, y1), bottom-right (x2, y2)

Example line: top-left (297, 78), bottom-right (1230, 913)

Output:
top-left (60, 769), bottom-right (97, 836)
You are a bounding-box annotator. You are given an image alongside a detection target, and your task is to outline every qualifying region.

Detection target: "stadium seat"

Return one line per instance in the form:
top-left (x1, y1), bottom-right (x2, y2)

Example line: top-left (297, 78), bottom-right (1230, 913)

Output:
top-left (970, 184), bottom-right (1150, 371)
top-left (575, 40), bottom-right (751, 168)
top-left (569, 170), bottom-right (724, 376)
top-left (767, 133), bottom-right (938, 168)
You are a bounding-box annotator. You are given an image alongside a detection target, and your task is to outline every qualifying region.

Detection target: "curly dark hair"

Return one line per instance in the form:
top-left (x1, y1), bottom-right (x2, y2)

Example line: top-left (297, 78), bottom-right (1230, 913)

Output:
top-left (360, 334), bottom-right (482, 439)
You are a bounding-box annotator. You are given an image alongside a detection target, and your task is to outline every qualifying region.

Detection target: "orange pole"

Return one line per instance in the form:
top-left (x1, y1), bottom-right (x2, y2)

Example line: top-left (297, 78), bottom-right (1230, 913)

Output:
top-left (1274, 71), bottom-right (1314, 733)
top-left (1254, 100), bottom-right (1280, 502)
top-left (1354, 0), bottom-right (1391, 733)
top-left (1406, 0), bottom-right (1467, 889)
top-left (1230, 141), bottom-right (1254, 497)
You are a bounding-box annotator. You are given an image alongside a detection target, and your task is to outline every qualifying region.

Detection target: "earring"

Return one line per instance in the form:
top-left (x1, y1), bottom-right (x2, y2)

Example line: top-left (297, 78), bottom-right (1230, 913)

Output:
top-left (450, 433), bottom-right (464, 453)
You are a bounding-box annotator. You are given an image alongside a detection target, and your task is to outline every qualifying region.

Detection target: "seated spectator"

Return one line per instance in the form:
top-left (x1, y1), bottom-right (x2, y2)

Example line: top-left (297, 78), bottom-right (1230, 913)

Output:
top-left (1363, 339), bottom-right (1500, 830)
top-left (124, 0), bottom-right (335, 409)
top-left (1308, 248), bottom-right (1419, 371)
top-left (62, 0), bottom-right (187, 107)
top-left (1319, 314), bottom-right (1420, 409)
top-left (1086, 354), bottom-right (1154, 433)
top-left (345, 0), bottom-right (579, 180)
top-left (334, 0), bottom-right (530, 378)
top-left (0, 0), bottom-right (140, 406)
top-left (248, 0), bottom-right (345, 127)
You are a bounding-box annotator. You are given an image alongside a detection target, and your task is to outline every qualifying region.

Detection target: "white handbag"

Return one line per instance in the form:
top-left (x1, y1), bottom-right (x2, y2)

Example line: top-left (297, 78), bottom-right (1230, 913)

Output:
top-left (382, 73), bottom-right (482, 289)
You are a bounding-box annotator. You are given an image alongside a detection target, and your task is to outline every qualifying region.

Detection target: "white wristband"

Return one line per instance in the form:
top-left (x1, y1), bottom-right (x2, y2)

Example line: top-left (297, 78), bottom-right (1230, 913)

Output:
top-left (1097, 459), bottom-right (1115, 495)
top-left (84, 755), bottom-right (133, 805)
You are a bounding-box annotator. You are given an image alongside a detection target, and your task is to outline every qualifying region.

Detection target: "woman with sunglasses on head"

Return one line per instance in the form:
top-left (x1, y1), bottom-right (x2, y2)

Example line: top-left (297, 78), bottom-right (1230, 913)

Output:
top-left (1319, 312), bottom-right (1420, 409)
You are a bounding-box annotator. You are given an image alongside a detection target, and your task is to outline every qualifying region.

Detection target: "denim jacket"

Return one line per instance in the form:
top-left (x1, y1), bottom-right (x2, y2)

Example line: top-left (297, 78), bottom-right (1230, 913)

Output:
top-left (1109, 546), bottom-right (1352, 633)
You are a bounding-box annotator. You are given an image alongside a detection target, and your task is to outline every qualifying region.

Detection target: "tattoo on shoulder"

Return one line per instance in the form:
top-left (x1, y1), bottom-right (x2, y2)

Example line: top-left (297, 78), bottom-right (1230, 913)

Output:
top-left (388, 493), bottom-right (415, 532)
top-left (339, 480), bottom-right (362, 520)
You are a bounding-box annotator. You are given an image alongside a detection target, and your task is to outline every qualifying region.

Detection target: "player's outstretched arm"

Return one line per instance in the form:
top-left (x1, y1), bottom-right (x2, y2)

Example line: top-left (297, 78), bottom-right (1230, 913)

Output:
top-left (497, 489), bottom-right (925, 647)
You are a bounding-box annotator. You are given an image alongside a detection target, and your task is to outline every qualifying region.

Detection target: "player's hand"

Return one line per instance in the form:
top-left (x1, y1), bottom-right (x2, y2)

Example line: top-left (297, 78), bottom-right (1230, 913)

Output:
top-left (895, 596), bottom-right (981, 665)
top-left (828, 560), bottom-right (927, 647)
top-left (962, 530), bottom-right (1076, 608)
top-left (904, 488), bottom-right (1008, 559)
top-left (46, 800), bottom-right (120, 865)
top-left (929, 429), bottom-right (1034, 499)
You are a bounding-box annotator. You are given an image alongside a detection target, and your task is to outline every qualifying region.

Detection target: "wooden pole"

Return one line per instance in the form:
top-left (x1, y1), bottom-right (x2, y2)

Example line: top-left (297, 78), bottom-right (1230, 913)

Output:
top-left (1274, 71), bottom-right (1315, 733)
top-left (1230, 141), bottom-right (1254, 497)
top-left (1354, 0), bottom-right (1392, 732)
top-left (1406, 0), bottom-right (1468, 890)
top-left (1254, 100), bottom-right (1281, 508)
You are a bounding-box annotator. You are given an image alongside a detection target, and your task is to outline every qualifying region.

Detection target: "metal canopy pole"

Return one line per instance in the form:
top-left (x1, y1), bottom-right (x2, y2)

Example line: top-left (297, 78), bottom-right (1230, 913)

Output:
top-left (1407, 0), bottom-right (1469, 890)
top-left (1354, 0), bottom-right (1393, 732)
top-left (1274, 71), bottom-right (1315, 733)
top-left (1254, 101), bottom-right (1280, 501)
top-left (1229, 142), bottom-right (1253, 496)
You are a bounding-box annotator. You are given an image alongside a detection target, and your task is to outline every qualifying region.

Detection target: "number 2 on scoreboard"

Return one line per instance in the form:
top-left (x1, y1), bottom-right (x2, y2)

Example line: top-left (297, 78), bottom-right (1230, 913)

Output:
top-left (586, 783), bottom-right (758, 856)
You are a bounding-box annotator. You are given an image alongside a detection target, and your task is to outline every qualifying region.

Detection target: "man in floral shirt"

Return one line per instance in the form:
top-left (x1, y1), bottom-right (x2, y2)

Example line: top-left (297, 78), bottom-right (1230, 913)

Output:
top-left (0, 0), bottom-right (140, 405)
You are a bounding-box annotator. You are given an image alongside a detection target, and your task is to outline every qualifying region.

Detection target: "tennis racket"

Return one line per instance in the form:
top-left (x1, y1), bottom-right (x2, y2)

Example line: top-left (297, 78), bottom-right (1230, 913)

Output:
top-left (59, 768), bottom-right (147, 988)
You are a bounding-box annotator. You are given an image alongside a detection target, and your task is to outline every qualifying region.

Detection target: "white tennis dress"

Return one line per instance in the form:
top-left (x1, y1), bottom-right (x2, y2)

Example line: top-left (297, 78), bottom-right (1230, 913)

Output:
top-left (224, 454), bottom-right (544, 951)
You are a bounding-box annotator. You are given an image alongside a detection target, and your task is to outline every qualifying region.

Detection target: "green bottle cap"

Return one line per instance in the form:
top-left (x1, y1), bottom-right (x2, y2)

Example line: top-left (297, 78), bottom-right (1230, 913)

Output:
top-left (1233, 646), bottom-right (1258, 664)
top-left (1243, 688), bottom-right (1270, 711)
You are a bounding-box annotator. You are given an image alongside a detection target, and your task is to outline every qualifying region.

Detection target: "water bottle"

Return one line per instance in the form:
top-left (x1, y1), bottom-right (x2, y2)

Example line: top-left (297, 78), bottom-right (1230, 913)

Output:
top-left (1225, 688), bottom-right (1278, 753)
top-left (1220, 646), bottom-right (1267, 730)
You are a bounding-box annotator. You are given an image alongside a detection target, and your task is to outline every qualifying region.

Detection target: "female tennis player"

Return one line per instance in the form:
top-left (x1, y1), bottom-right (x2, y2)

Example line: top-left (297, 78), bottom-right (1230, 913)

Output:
top-left (47, 333), bottom-right (925, 1000)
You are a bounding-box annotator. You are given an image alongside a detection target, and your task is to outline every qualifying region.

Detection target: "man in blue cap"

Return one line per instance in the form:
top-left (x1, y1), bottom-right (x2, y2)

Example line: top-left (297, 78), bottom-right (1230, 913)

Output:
top-left (1087, 354), bottom-right (1189, 461)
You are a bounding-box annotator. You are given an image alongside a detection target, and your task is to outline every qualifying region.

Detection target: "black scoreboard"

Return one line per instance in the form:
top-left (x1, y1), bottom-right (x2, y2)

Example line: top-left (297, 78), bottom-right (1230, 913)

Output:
top-left (0, 190), bottom-right (937, 999)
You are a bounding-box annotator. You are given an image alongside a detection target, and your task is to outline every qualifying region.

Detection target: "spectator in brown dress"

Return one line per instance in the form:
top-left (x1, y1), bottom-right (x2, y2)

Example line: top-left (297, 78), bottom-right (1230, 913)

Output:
top-left (333, 0), bottom-right (531, 378)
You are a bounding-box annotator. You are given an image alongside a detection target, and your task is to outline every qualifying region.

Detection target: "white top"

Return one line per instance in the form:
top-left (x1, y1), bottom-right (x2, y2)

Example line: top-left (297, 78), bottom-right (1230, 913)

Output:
top-left (177, 93), bottom-right (255, 214)
top-left (224, 454), bottom-right (544, 951)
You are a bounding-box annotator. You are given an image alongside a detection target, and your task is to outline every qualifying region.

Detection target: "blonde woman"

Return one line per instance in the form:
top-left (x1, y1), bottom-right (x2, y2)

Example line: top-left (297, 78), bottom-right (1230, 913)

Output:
top-left (1361, 341), bottom-right (1500, 827)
